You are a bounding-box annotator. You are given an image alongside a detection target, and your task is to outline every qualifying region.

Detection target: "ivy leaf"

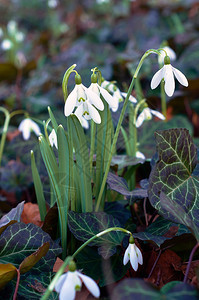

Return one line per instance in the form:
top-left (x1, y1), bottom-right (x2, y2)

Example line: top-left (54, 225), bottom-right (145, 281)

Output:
top-left (0, 201), bottom-right (25, 227)
top-left (107, 172), bottom-right (147, 200)
top-left (104, 202), bottom-right (131, 226)
top-left (68, 211), bottom-right (124, 247)
top-left (0, 221), bottom-right (17, 237)
top-left (0, 263), bottom-right (17, 289)
top-left (112, 279), bottom-right (199, 299)
top-left (148, 128), bottom-right (199, 234)
top-left (19, 242), bottom-right (50, 274)
top-left (0, 222), bottom-right (62, 273)
top-left (133, 216), bottom-right (190, 247)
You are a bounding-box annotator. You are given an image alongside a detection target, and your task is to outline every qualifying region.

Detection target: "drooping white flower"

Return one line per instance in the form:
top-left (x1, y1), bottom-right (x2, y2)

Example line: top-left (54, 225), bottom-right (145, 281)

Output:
top-left (136, 107), bottom-right (165, 128)
top-left (101, 80), bottom-right (137, 112)
top-left (123, 238), bottom-right (143, 271)
top-left (89, 82), bottom-right (118, 111)
top-left (75, 100), bottom-right (101, 124)
top-left (1, 39), bottom-right (13, 50)
top-left (49, 129), bottom-right (58, 148)
top-left (151, 56), bottom-right (188, 97)
top-left (74, 110), bottom-right (89, 129)
top-left (136, 151), bottom-right (145, 160)
top-left (18, 118), bottom-right (41, 140)
top-left (64, 77), bottom-right (104, 117)
top-left (158, 46), bottom-right (176, 65)
top-left (55, 270), bottom-right (100, 300)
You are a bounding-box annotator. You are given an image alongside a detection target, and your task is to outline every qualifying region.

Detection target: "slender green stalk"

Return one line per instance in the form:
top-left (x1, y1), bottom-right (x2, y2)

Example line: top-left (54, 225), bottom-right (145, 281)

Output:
top-left (95, 49), bottom-right (157, 212)
top-left (41, 227), bottom-right (132, 300)
top-left (0, 107), bottom-right (10, 168)
top-left (89, 121), bottom-right (96, 174)
top-left (161, 79), bottom-right (167, 120)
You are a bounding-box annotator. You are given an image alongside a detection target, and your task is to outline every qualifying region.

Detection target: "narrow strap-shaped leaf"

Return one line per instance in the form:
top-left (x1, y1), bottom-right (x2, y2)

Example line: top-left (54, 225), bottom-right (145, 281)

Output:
top-left (31, 150), bottom-right (47, 221)
top-left (57, 125), bottom-right (70, 217)
top-left (121, 126), bottom-right (131, 156)
top-left (67, 115), bottom-right (92, 212)
top-left (48, 106), bottom-right (59, 131)
top-left (39, 136), bottom-right (67, 258)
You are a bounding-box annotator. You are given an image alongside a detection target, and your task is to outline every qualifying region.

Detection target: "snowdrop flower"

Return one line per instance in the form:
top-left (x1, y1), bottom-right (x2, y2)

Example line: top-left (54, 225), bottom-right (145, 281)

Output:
top-left (7, 20), bottom-right (17, 34)
top-left (123, 236), bottom-right (143, 271)
top-left (158, 46), bottom-right (176, 65)
top-left (151, 55), bottom-right (188, 97)
top-left (55, 261), bottom-right (100, 300)
top-left (101, 80), bottom-right (137, 112)
top-left (49, 129), bottom-right (58, 148)
top-left (18, 118), bottom-right (41, 140)
top-left (89, 74), bottom-right (118, 111)
top-left (64, 74), bottom-right (104, 117)
top-left (75, 100), bottom-right (101, 124)
top-left (136, 151), bottom-right (145, 160)
top-left (136, 107), bottom-right (165, 128)
top-left (1, 39), bottom-right (12, 50)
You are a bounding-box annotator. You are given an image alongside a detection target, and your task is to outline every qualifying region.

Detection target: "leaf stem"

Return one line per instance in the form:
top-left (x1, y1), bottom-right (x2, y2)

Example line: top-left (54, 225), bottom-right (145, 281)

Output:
top-left (13, 269), bottom-right (20, 300)
top-left (183, 242), bottom-right (199, 283)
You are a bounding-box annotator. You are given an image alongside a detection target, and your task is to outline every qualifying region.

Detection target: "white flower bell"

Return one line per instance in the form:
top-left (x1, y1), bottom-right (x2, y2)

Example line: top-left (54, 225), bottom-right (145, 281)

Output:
top-left (49, 129), bottom-right (58, 148)
top-left (151, 55), bottom-right (188, 97)
top-left (55, 261), bottom-right (100, 300)
top-left (136, 107), bottom-right (165, 128)
top-left (64, 74), bottom-right (104, 117)
top-left (123, 236), bottom-right (143, 271)
top-left (18, 118), bottom-right (41, 140)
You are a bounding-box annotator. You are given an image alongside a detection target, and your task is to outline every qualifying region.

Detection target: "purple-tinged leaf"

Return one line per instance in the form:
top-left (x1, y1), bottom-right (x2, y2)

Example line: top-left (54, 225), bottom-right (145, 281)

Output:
top-left (148, 128), bottom-right (199, 231)
top-left (107, 172), bottom-right (147, 201)
top-left (0, 201), bottom-right (25, 227)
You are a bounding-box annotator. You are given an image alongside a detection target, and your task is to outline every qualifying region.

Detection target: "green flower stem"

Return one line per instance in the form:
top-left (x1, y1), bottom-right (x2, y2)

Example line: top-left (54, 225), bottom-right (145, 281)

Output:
top-left (0, 107), bottom-right (10, 168)
top-left (89, 121), bottom-right (96, 174)
top-left (161, 79), bottom-right (167, 120)
top-left (95, 49), bottom-right (157, 212)
top-left (0, 108), bottom-right (27, 167)
top-left (72, 227), bottom-right (132, 258)
top-left (41, 227), bottom-right (132, 300)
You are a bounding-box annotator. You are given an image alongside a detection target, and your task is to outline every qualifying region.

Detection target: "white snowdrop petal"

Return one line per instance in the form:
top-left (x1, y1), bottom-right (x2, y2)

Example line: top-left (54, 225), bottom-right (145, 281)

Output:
top-left (29, 120), bottom-right (41, 136)
top-left (87, 102), bottom-right (101, 124)
top-left (172, 67), bottom-right (188, 87)
top-left (54, 274), bottom-right (68, 293)
top-left (136, 111), bottom-right (145, 128)
top-left (123, 245), bottom-right (130, 265)
top-left (75, 103), bottom-right (84, 118)
top-left (130, 244), bottom-right (138, 271)
top-left (151, 67), bottom-right (164, 89)
top-left (64, 87), bottom-right (78, 116)
top-left (60, 277), bottom-right (76, 300)
top-left (164, 65), bottom-right (175, 97)
top-left (136, 151), bottom-right (145, 160)
top-left (49, 129), bottom-right (58, 148)
top-left (99, 86), bottom-right (117, 109)
top-left (23, 126), bottom-right (31, 140)
top-left (150, 109), bottom-right (165, 120)
top-left (86, 86), bottom-right (104, 111)
top-left (81, 117), bottom-right (89, 129)
top-left (77, 84), bottom-right (87, 102)
top-left (135, 246), bottom-right (143, 265)
top-left (121, 93), bottom-right (137, 103)
top-left (77, 272), bottom-right (100, 298)
top-left (89, 83), bottom-right (101, 97)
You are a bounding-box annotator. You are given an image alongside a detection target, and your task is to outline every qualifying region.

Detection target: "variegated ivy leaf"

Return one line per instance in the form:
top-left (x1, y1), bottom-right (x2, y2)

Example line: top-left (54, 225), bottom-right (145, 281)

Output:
top-left (148, 128), bottom-right (199, 233)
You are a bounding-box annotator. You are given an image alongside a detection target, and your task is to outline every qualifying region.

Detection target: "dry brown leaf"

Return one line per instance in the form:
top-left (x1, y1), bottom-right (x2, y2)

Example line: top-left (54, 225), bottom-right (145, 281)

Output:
top-left (21, 203), bottom-right (43, 227)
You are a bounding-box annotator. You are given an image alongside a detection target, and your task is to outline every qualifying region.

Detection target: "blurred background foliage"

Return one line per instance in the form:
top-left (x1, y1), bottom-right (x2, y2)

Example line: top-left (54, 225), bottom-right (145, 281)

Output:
top-left (0, 0), bottom-right (199, 206)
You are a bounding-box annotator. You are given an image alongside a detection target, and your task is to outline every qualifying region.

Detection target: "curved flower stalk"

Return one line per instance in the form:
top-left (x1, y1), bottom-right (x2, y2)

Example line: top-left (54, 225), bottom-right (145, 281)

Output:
top-left (136, 106), bottom-right (165, 128)
top-left (151, 55), bottom-right (188, 97)
top-left (55, 261), bottom-right (100, 300)
top-left (123, 236), bottom-right (143, 271)
top-left (64, 74), bottom-right (104, 120)
top-left (49, 129), bottom-right (58, 148)
top-left (158, 46), bottom-right (176, 65)
top-left (18, 118), bottom-right (41, 140)
top-left (101, 79), bottom-right (137, 112)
